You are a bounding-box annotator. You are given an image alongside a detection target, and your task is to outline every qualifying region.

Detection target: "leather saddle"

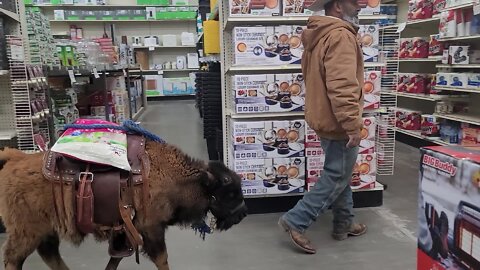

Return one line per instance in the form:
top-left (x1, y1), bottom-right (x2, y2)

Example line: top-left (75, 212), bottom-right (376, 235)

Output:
top-left (42, 134), bottom-right (150, 261)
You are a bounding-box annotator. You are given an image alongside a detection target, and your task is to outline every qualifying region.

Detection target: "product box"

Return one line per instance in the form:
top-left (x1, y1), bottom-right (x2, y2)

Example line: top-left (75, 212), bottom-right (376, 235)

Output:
top-left (283, 0), bottom-right (316, 16)
top-left (417, 146), bottom-right (480, 270)
top-left (233, 73), bottom-right (305, 113)
top-left (449, 45), bottom-right (470, 64)
top-left (304, 117), bottom-right (376, 154)
top-left (408, 0), bottom-right (433, 21)
top-left (421, 114), bottom-right (441, 137)
top-left (306, 155), bottom-right (325, 191)
top-left (461, 123), bottom-right (480, 146)
top-left (364, 71), bottom-right (381, 110)
top-left (399, 37), bottom-right (429, 59)
top-left (429, 34), bottom-right (444, 57)
top-left (396, 108), bottom-right (422, 130)
top-left (466, 73), bottom-right (480, 89)
top-left (436, 72), bottom-right (452, 87)
top-left (358, 0), bottom-right (381, 15)
top-left (439, 10), bottom-right (457, 38)
top-left (163, 77), bottom-right (195, 95)
top-left (450, 73), bottom-right (469, 88)
top-left (229, 0), bottom-right (281, 17)
top-left (235, 157), bottom-right (306, 195)
top-left (144, 74), bottom-right (164, 97)
top-left (231, 119), bottom-right (305, 159)
top-left (233, 26), bottom-right (305, 66)
top-left (397, 73), bottom-right (428, 93)
top-left (358, 25), bottom-right (379, 62)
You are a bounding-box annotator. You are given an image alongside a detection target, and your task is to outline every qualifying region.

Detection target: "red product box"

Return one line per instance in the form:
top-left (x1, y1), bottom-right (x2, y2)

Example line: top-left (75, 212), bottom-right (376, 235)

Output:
top-left (461, 123), bottom-right (480, 146)
top-left (417, 146), bottom-right (480, 270)
top-left (399, 38), bottom-right (413, 59)
top-left (408, 0), bottom-right (433, 21)
top-left (411, 37), bottom-right (430, 58)
top-left (421, 114), bottom-right (440, 137)
top-left (306, 156), bottom-right (325, 191)
top-left (429, 34), bottom-right (443, 56)
top-left (432, 0), bottom-right (446, 15)
top-left (396, 108), bottom-right (422, 130)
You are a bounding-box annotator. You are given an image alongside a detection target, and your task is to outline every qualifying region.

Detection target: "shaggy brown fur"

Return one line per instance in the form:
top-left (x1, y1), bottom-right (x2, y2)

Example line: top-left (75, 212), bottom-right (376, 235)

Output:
top-left (0, 141), bottom-right (246, 270)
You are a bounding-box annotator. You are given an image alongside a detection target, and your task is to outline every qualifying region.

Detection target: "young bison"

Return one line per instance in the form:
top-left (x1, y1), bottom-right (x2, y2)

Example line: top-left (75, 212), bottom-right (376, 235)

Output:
top-left (0, 141), bottom-right (247, 270)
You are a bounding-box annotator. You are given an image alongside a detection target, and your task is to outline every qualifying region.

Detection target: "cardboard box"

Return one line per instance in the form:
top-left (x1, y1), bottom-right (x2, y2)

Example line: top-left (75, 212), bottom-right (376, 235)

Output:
top-left (436, 72), bottom-right (452, 87)
top-left (363, 71), bottom-right (381, 110)
top-left (466, 73), bottom-right (480, 89)
top-left (461, 123), bottom-right (480, 146)
top-left (450, 73), bottom-right (469, 88)
top-left (282, 0), bottom-right (316, 16)
top-left (233, 26), bottom-right (305, 66)
top-left (231, 119), bottom-right (305, 159)
top-left (417, 146), bottom-right (480, 270)
top-left (449, 45), bottom-right (470, 64)
top-left (229, 0), bottom-right (281, 17)
top-left (233, 73), bottom-right (305, 113)
top-left (306, 156), bottom-right (325, 191)
top-left (396, 108), bottom-right (422, 130)
top-left (358, 0), bottom-right (381, 15)
top-left (234, 157), bottom-right (306, 195)
top-left (358, 25), bottom-right (379, 62)
top-left (305, 146), bottom-right (324, 157)
top-left (306, 154), bottom-right (376, 191)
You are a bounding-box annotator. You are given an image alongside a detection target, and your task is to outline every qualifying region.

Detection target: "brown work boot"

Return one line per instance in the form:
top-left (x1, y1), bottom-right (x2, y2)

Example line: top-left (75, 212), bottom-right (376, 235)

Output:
top-left (332, 223), bottom-right (367, 241)
top-left (278, 217), bottom-right (316, 254)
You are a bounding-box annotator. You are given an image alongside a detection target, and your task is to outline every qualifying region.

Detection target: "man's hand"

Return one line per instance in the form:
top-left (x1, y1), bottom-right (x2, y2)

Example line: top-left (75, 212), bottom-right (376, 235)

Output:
top-left (346, 132), bottom-right (361, 148)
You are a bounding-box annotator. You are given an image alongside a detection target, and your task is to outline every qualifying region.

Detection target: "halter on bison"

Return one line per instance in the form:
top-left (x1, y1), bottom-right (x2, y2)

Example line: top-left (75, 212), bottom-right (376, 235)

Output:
top-left (0, 139), bottom-right (247, 270)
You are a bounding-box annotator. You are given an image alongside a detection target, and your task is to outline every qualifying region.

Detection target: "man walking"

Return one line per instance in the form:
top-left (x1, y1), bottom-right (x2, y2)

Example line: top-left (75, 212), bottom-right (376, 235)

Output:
top-left (278, 0), bottom-right (367, 254)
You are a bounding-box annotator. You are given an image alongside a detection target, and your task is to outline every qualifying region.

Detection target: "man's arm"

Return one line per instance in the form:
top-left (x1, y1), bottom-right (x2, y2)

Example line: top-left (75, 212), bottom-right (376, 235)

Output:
top-left (323, 30), bottom-right (363, 136)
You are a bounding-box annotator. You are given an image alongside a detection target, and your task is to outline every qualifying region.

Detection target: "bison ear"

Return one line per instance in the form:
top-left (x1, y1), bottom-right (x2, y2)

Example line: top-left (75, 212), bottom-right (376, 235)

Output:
top-left (200, 168), bottom-right (217, 188)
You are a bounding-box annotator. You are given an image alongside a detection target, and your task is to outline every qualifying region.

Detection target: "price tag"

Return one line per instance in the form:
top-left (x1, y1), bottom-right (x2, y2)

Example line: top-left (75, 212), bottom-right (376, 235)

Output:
top-left (157, 70), bottom-right (164, 75)
top-left (396, 22), bottom-right (406, 33)
top-left (93, 67), bottom-right (100, 78)
top-left (68, 69), bottom-right (76, 84)
top-left (474, 3), bottom-right (480, 15)
top-left (149, 46), bottom-right (155, 51)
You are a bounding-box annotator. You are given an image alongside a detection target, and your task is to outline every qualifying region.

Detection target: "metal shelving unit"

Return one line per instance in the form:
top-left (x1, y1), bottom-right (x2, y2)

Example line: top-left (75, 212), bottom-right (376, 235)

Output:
top-left (219, 1), bottom-right (391, 204)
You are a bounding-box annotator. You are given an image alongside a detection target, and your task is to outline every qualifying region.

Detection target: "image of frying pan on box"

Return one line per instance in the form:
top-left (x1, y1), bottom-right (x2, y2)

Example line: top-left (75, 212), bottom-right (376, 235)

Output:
top-left (261, 158), bottom-right (305, 191)
top-left (260, 26), bottom-right (304, 63)
top-left (261, 75), bottom-right (305, 110)
top-left (261, 121), bottom-right (305, 155)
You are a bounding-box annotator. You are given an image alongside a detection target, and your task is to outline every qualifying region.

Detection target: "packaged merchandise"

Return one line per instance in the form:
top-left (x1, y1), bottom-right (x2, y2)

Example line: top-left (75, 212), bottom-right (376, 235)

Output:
top-left (233, 26), bottom-right (305, 66)
top-left (461, 123), bottom-right (480, 146)
top-left (235, 157), bottom-right (306, 195)
top-left (449, 46), bottom-right (469, 65)
top-left (466, 73), bottom-right (480, 89)
top-left (421, 114), bottom-right (440, 137)
top-left (399, 37), bottom-right (429, 59)
top-left (436, 72), bottom-right (452, 87)
top-left (432, 0), bottom-right (446, 15)
top-left (397, 73), bottom-right (429, 93)
top-left (231, 119), bottom-right (305, 159)
top-left (408, 0), bottom-right (433, 21)
top-left (229, 0), bottom-right (281, 17)
top-left (439, 10), bottom-right (456, 38)
top-left (439, 119), bottom-right (461, 144)
top-left (282, 0), bottom-right (316, 16)
top-left (306, 156), bottom-right (325, 191)
top-left (449, 73), bottom-right (469, 88)
top-left (233, 73), bottom-right (305, 113)
top-left (396, 108), bottom-right (422, 130)
top-left (358, 25), bottom-right (379, 62)
top-left (417, 146), bottom-right (480, 270)
top-left (429, 34), bottom-right (443, 57)
top-left (357, 0), bottom-right (381, 15)
top-left (363, 71), bottom-right (381, 110)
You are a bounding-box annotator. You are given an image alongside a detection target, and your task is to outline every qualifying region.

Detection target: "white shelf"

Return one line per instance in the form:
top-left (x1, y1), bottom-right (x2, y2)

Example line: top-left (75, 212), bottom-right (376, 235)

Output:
top-left (437, 64), bottom-right (480, 68)
top-left (434, 86), bottom-right (480, 93)
top-left (132, 45), bottom-right (197, 49)
top-left (434, 113), bottom-right (480, 126)
top-left (395, 128), bottom-right (451, 146)
top-left (224, 15), bottom-right (395, 28)
top-left (0, 130), bottom-right (16, 141)
top-left (29, 4), bottom-right (198, 7)
top-left (50, 19), bottom-right (195, 22)
top-left (0, 8), bottom-right (20, 22)
top-left (399, 57), bottom-right (442, 62)
top-left (228, 110), bottom-right (305, 119)
top-left (438, 35), bottom-right (480, 42)
top-left (406, 17), bottom-right (440, 26)
top-left (395, 92), bottom-right (460, 101)
top-left (228, 62), bottom-right (384, 73)
top-left (244, 181), bottom-right (384, 198)
top-left (439, 2), bottom-right (474, 12)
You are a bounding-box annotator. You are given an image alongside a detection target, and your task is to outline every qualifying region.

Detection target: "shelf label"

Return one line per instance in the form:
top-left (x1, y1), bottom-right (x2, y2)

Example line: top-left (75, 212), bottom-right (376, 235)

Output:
top-left (68, 69), bottom-right (76, 84)
top-left (92, 67), bottom-right (100, 79)
top-left (396, 22), bottom-right (406, 33)
top-left (149, 46), bottom-right (155, 51)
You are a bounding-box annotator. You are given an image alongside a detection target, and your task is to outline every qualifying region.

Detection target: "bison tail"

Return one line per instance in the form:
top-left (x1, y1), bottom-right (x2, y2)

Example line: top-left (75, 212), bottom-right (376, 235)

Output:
top-left (0, 147), bottom-right (27, 170)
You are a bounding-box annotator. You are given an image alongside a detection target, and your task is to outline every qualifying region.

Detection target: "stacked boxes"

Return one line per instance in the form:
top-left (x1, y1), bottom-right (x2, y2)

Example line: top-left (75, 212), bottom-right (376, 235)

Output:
top-left (304, 117), bottom-right (377, 191)
top-left (417, 146), bottom-right (480, 270)
top-left (358, 25), bottom-right (380, 62)
top-left (231, 119), bottom-right (306, 195)
top-left (233, 26), bottom-right (305, 66)
top-left (233, 73), bottom-right (305, 113)
top-left (363, 71), bottom-right (381, 110)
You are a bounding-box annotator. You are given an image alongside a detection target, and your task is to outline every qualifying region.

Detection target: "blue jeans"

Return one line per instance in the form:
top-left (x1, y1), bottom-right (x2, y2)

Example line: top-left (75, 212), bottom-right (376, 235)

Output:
top-left (282, 138), bottom-right (359, 233)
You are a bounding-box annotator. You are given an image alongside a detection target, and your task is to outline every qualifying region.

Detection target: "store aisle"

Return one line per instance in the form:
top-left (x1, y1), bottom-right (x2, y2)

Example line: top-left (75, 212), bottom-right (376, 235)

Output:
top-left (0, 100), bottom-right (420, 270)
